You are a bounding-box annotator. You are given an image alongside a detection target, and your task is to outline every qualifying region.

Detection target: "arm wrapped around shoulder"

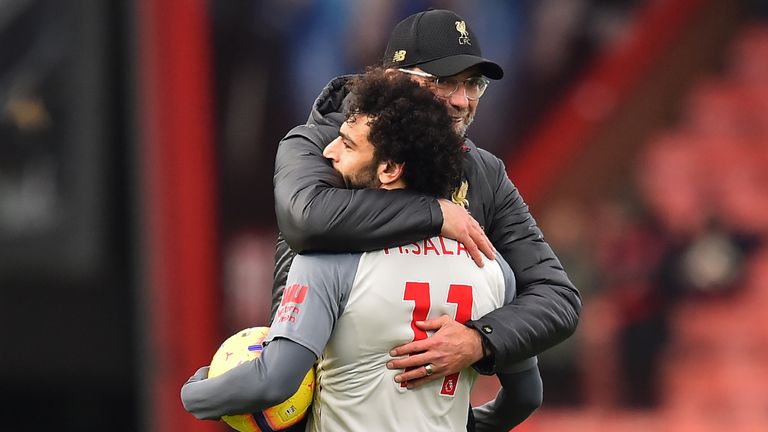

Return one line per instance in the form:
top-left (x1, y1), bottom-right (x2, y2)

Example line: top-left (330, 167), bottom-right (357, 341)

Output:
top-left (274, 129), bottom-right (442, 253)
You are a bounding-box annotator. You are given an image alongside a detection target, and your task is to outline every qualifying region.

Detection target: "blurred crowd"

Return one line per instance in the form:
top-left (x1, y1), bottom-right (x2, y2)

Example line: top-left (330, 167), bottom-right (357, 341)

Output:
top-left (534, 23), bottom-right (768, 429)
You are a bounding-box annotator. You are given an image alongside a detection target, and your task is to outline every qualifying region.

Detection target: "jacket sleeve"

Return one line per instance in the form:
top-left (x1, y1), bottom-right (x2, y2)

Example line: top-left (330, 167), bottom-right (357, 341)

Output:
top-left (273, 126), bottom-right (443, 253)
top-left (466, 156), bottom-right (581, 367)
top-left (472, 363), bottom-right (542, 431)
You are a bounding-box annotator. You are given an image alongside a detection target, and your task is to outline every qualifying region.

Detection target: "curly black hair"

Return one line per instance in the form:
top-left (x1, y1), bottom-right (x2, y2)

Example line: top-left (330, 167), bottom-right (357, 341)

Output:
top-left (345, 67), bottom-right (463, 199)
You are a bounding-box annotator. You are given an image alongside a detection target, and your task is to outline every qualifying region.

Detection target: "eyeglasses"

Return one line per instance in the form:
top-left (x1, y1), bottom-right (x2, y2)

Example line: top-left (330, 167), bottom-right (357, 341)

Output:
top-left (398, 68), bottom-right (490, 100)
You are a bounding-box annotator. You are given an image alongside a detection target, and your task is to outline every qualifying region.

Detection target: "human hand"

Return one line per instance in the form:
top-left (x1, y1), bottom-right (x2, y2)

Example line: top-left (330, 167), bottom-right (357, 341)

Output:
top-left (181, 366), bottom-right (221, 420)
top-left (386, 315), bottom-right (485, 388)
top-left (184, 366), bottom-right (210, 385)
top-left (438, 199), bottom-right (494, 267)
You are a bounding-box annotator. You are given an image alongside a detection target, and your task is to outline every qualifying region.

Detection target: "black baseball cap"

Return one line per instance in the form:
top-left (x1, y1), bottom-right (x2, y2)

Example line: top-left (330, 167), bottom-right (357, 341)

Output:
top-left (383, 9), bottom-right (503, 80)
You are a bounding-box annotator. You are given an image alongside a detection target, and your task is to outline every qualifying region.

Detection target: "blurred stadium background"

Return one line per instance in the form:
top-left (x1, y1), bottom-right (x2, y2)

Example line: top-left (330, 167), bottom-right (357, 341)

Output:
top-left (1, 0), bottom-right (768, 431)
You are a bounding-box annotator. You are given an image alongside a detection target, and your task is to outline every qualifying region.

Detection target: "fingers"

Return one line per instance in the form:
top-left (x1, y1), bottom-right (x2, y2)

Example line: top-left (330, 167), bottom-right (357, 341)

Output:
top-left (389, 337), bottom-right (431, 357)
top-left (466, 216), bottom-right (494, 260)
top-left (465, 227), bottom-right (495, 267)
top-left (464, 235), bottom-right (485, 267)
top-left (195, 366), bottom-right (210, 378)
top-left (185, 366), bottom-right (210, 384)
top-left (401, 375), bottom-right (440, 389)
top-left (413, 315), bottom-right (451, 331)
top-left (437, 199), bottom-right (495, 267)
top-left (387, 314), bottom-right (484, 389)
top-left (387, 351), bottom-right (432, 371)
top-left (389, 315), bottom-right (451, 357)
top-left (472, 226), bottom-right (495, 261)
top-left (396, 367), bottom-right (443, 387)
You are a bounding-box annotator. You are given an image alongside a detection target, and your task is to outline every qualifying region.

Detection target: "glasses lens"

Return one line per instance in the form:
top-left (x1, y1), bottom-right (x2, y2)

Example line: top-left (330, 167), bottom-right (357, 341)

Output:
top-left (434, 78), bottom-right (459, 98)
top-left (465, 78), bottom-right (489, 100)
top-left (434, 77), bottom-right (489, 100)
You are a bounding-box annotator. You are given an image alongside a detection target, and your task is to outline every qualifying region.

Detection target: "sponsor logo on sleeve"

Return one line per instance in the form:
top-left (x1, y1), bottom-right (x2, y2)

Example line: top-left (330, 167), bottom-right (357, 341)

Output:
top-left (276, 283), bottom-right (308, 324)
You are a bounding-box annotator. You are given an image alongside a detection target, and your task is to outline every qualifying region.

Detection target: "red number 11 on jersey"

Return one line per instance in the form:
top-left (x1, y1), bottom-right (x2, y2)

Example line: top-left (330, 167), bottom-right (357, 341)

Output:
top-left (403, 281), bottom-right (473, 396)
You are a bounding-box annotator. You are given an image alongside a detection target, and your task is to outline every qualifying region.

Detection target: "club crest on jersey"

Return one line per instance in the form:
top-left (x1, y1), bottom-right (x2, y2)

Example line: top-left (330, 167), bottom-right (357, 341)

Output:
top-left (455, 21), bottom-right (471, 45)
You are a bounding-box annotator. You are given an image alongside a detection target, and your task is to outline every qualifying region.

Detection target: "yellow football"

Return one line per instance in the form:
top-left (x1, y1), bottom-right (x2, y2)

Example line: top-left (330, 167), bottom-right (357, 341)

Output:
top-left (208, 327), bottom-right (315, 432)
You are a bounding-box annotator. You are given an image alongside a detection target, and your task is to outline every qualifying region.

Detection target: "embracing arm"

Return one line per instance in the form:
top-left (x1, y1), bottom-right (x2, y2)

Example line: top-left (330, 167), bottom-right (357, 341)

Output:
top-left (466, 158), bottom-right (581, 367)
top-left (272, 130), bottom-right (493, 318)
top-left (180, 339), bottom-right (316, 420)
top-left (274, 128), bottom-right (441, 253)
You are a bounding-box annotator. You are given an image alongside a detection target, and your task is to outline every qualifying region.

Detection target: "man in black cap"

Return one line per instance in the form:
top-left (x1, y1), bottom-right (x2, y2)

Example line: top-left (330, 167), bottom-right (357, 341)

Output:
top-left (270, 8), bottom-right (581, 429)
top-left (382, 8), bottom-right (503, 138)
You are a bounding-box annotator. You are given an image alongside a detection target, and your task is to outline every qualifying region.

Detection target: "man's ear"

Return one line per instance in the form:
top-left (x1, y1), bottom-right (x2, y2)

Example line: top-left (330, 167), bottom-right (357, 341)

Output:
top-left (378, 160), bottom-right (404, 187)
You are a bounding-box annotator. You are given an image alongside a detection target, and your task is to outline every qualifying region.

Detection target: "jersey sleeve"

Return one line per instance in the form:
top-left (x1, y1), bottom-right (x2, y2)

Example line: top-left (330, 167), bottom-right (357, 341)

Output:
top-left (181, 339), bottom-right (318, 419)
top-left (495, 251), bottom-right (516, 305)
top-left (265, 252), bottom-right (361, 357)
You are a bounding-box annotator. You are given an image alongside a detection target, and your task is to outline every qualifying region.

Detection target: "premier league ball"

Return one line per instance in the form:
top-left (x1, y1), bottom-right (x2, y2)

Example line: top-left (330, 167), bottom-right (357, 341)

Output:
top-left (208, 327), bottom-right (315, 432)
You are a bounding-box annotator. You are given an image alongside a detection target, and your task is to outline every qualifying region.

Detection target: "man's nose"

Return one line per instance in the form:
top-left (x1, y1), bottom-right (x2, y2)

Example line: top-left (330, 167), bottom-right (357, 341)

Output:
top-left (323, 139), bottom-right (339, 160)
top-left (447, 87), bottom-right (469, 109)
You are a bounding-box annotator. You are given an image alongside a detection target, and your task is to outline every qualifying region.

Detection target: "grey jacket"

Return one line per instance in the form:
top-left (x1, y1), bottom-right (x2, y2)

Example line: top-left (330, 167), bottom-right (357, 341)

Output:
top-left (272, 75), bottom-right (581, 369)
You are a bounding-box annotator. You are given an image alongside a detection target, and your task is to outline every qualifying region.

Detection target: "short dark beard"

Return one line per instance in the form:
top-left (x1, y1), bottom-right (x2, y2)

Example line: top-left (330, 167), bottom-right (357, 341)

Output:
top-left (342, 159), bottom-right (381, 190)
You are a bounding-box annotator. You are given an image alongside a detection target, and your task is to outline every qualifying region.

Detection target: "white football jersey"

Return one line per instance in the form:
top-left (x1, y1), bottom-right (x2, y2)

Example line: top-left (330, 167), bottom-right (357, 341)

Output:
top-left (266, 236), bottom-right (515, 432)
